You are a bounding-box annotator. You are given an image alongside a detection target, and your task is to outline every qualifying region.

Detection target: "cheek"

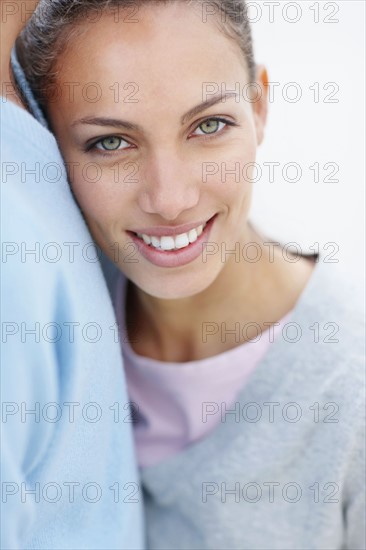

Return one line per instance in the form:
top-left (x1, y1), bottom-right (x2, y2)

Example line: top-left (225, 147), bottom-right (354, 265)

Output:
top-left (66, 164), bottom-right (126, 225)
top-left (200, 139), bottom-right (257, 203)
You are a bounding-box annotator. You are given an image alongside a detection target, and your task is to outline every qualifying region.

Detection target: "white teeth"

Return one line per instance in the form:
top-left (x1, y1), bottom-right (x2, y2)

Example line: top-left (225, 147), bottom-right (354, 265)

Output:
top-left (188, 228), bottom-right (198, 244)
top-left (151, 236), bottom-right (160, 248)
top-left (136, 222), bottom-right (207, 251)
top-left (175, 233), bottom-right (190, 249)
top-left (160, 236), bottom-right (175, 251)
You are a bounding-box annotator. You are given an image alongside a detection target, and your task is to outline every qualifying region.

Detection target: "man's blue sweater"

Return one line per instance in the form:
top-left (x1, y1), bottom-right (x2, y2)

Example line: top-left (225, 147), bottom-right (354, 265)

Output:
top-left (1, 99), bottom-right (144, 550)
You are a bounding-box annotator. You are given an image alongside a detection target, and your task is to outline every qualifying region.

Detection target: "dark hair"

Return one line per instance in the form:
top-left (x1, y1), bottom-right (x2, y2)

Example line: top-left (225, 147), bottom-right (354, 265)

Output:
top-left (17, 0), bottom-right (256, 107)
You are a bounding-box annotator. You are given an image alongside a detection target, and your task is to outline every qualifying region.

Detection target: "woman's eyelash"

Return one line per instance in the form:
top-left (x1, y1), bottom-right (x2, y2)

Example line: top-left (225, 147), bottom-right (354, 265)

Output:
top-left (191, 117), bottom-right (239, 139)
top-left (84, 136), bottom-right (129, 154)
top-left (83, 117), bottom-right (239, 154)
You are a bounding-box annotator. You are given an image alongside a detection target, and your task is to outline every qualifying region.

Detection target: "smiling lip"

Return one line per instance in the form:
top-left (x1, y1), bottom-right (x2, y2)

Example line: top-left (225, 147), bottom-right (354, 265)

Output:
top-left (127, 214), bottom-right (217, 268)
top-left (130, 217), bottom-right (216, 237)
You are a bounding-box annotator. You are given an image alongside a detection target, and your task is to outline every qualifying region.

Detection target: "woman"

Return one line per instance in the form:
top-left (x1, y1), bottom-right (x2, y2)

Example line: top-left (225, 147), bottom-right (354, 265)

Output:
top-left (17, 1), bottom-right (365, 548)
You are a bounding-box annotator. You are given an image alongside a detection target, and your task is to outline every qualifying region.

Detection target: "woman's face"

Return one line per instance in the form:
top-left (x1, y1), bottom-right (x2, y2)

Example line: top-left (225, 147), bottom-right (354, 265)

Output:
top-left (48, 2), bottom-right (268, 299)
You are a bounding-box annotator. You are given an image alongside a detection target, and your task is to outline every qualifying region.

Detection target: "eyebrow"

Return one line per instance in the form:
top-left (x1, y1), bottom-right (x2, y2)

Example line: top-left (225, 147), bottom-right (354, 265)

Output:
top-left (71, 117), bottom-right (143, 131)
top-left (180, 92), bottom-right (239, 125)
top-left (71, 93), bottom-right (239, 130)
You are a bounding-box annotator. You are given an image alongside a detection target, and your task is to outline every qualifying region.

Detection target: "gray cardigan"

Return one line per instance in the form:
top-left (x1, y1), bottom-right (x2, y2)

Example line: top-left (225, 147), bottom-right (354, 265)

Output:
top-left (140, 258), bottom-right (365, 549)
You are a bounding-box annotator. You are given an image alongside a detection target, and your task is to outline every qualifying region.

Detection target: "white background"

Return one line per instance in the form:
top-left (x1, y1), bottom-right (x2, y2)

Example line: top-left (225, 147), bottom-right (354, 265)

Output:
top-left (247, 0), bottom-right (365, 278)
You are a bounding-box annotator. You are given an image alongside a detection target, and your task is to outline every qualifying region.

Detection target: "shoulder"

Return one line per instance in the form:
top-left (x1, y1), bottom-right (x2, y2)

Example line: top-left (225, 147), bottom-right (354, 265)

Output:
top-left (283, 257), bottom-right (365, 407)
top-left (1, 98), bottom-right (59, 160)
top-left (253, 256), bottom-right (365, 416)
top-left (293, 257), bottom-right (364, 343)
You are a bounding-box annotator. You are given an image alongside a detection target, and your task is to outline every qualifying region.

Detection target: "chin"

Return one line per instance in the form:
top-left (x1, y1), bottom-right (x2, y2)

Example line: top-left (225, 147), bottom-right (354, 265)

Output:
top-left (131, 266), bottom-right (220, 301)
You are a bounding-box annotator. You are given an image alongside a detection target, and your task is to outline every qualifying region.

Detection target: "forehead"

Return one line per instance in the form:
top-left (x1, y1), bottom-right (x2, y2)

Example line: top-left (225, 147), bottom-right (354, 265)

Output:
top-left (55, 2), bottom-right (248, 104)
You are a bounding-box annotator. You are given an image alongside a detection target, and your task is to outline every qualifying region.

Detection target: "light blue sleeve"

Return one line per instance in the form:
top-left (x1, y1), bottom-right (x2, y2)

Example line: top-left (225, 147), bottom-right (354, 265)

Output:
top-left (1, 183), bottom-right (61, 549)
top-left (1, 93), bottom-right (144, 550)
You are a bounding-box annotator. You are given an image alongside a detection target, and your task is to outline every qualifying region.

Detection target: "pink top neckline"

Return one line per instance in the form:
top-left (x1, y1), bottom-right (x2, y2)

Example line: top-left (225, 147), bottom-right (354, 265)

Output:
top-left (115, 275), bottom-right (293, 468)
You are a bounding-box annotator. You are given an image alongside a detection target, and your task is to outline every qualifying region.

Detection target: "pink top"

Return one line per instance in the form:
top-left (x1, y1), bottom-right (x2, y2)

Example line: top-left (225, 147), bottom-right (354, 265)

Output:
top-left (115, 275), bottom-right (293, 468)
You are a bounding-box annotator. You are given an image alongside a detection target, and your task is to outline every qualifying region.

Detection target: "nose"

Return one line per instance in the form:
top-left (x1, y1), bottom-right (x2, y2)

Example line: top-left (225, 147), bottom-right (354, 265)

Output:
top-left (137, 148), bottom-right (200, 221)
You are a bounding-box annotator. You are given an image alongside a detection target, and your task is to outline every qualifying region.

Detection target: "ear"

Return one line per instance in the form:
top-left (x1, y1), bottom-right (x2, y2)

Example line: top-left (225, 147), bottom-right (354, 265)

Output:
top-left (251, 65), bottom-right (268, 146)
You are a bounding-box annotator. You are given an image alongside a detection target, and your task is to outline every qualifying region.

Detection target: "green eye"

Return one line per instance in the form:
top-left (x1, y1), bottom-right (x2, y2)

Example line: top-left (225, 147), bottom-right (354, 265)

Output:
top-left (191, 117), bottom-right (236, 140)
top-left (98, 137), bottom-right (123, 151)
top-left (198, 119), bottom-right (220, 135)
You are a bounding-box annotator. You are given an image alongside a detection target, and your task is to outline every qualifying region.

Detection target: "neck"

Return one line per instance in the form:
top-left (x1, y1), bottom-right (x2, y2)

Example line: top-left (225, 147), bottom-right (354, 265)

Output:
top-left (0, 0), bottom-right (38, 106)
top-left (127, 224), bottom-right (313, 362)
